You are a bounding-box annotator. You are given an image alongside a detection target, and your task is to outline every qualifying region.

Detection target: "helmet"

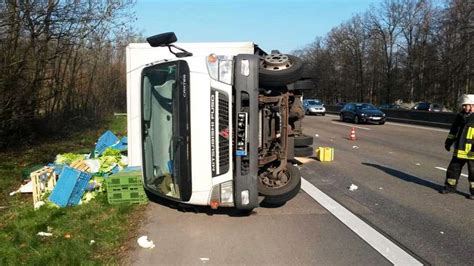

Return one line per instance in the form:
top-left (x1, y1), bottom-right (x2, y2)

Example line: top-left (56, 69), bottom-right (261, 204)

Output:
top-left (458, 94), bottom-right (474, 106)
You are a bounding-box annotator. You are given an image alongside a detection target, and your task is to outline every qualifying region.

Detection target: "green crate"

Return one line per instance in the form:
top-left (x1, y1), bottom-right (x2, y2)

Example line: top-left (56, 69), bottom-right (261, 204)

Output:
top-left (106, 170), bottom-right (143, 187)
top-left (107, 186), bottom-right (148, 204)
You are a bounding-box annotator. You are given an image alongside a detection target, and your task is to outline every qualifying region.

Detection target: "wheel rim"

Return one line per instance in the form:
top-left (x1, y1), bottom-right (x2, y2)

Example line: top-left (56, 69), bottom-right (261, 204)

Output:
top-left (260, 54), bottom-right (292, 71)
top-left (260, 169), bottom-right (291, 189)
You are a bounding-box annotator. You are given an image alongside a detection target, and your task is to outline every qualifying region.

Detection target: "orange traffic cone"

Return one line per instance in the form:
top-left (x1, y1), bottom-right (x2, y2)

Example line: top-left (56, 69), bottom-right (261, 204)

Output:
top-left (349, 127), bottom-right (356, 140)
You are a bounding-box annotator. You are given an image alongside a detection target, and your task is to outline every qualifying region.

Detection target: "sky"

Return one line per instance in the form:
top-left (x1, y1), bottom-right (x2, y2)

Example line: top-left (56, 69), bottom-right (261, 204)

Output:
top-left (133, 0), bottom-right (377, 53)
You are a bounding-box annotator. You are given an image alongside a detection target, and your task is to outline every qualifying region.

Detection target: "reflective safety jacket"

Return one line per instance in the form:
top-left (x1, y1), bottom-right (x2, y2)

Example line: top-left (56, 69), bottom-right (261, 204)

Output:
top-left (446, 112), bottom-right (474, 159)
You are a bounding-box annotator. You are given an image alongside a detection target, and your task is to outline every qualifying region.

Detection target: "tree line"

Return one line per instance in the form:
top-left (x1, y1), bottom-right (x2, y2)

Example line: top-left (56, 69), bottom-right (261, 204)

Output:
top-left (295, 0), bottom-right (473, 110)
top-left (0, 0), bottom-right (140, 149)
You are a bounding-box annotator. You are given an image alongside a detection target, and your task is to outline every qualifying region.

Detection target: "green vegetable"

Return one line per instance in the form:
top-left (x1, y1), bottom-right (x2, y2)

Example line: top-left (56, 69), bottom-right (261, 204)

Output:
top-left (55, 153), bottom-right (86, 165)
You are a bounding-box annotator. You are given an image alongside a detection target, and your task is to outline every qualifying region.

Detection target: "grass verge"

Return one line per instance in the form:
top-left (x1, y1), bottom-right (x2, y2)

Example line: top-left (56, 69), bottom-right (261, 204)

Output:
top-left (0, 115), bottom-right (146, 264)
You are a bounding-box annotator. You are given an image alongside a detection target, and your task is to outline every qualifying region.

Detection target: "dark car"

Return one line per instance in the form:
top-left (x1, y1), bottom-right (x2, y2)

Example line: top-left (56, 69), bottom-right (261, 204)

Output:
top-left (411, 102), bottom-right (443, 112)
top-left (378, 103), bottom-right (401, 110)
top-left (339, 103), bottom-right (386, 125)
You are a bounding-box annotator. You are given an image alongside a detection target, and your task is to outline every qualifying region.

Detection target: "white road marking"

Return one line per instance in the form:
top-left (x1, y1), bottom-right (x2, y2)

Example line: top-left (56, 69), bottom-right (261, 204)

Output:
top-left (331, 121), bottom-right (371, 130)
top-left (301, 178), bottom-right (423, 265)
top-left (385, 122), bottom-right (449, 133)
top-left (435, 166), bottom-right (468, 177)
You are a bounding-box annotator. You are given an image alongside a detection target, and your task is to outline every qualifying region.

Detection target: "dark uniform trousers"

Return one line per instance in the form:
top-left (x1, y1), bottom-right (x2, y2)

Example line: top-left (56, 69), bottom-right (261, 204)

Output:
top-left (445, 156), bottom-right (474, 194)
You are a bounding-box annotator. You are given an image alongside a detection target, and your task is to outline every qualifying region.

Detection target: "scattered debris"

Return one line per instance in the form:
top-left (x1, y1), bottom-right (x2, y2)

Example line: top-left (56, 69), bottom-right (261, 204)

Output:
top-left (352, 145), bottom-right (359, 149)
top-left (348, 184), bottom-right (359, 191)
top-left (34, 201), bottom-right (45, 210)
top-left (137, 235), bottom-right (155, 249)
top-left (440, 231), bottom-right (444, 235)
top-left (64, 233), bottom-right (72, 239)
top-left (84, 159), bottom-right (100, 173)
top-left (37, 232), bottom-right (52, 237)
top-left (200, 258), bottom-right (210, 263)
top-left (416, 163), bottom-right (421, 166)
top-left (379, 187), bottom-right (383, 190)
top-left (9, 180), bottom-right (33, 196)
top-left (90, 240), bottom-right (96, 245)
top-left (388, 151), bottom-right (394, 154)
top-left (14, 130), bottom-right (132, 209)
top-left (315, 134), bottom-right (319, 137)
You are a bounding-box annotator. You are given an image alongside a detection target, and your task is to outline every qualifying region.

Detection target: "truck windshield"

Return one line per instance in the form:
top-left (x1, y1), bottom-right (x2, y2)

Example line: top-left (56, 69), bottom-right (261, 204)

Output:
top-left (141, 61), bottom-right (191, 201)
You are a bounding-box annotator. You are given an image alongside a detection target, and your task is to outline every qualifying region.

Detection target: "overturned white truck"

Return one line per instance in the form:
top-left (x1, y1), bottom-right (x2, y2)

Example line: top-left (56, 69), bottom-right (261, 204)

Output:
top-left (126, 32), bottom-right (314, 212)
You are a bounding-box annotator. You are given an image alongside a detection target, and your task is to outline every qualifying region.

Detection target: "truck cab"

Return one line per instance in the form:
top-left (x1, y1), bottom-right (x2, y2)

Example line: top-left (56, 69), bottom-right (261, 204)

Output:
top-left (128, 32), bottom-right (310, 211)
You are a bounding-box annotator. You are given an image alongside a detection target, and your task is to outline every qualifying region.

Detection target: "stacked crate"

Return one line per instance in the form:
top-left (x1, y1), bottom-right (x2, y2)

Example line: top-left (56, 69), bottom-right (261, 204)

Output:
top-left (106, 169), bottom-right (147, 204)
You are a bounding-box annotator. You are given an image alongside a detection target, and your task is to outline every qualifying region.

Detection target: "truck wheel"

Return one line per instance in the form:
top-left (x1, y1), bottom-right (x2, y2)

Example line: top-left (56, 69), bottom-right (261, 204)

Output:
top-left (258, 164), bottom-right (301, 205)
top-left (259, 54), bottom-right (303, 87)
top-left (294, 135), bottom-right (313, 146)
top-left (294, 146), bottom-right (313, 157)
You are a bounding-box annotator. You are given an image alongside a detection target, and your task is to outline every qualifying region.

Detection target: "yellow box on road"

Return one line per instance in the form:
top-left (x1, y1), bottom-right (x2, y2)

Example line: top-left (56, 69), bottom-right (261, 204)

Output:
top-left (316, 147), bottom-right (334, 162)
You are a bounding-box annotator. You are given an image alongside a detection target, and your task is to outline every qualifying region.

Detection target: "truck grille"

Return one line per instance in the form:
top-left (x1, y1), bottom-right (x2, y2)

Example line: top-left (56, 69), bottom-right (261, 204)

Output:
top-left (210, 89), bottom-right (230, 177)
top-left (218, 95), bottom-right (229, 174)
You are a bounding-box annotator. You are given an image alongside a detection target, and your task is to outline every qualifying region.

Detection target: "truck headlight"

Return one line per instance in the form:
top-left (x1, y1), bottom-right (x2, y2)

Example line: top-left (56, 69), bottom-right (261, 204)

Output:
top-left (220, 181), bottom-right (233, 206)
top-left (207, 54), bottom-right (233, 85)
top-left (209, 181), bottom-right (234, 209)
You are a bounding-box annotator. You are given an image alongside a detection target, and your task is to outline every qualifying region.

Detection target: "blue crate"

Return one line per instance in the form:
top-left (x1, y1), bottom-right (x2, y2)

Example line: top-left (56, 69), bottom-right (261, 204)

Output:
top-left (48, 166), bottom-right (92, 207)
top-left (94, 130), bottom-right (120, 156)
top-left (111, 136), bottom-right (128, 151)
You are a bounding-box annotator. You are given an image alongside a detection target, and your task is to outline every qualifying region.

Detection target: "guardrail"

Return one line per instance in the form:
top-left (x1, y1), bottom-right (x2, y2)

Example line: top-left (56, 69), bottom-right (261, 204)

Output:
top-left (324, 105), bottom-right (456, 129)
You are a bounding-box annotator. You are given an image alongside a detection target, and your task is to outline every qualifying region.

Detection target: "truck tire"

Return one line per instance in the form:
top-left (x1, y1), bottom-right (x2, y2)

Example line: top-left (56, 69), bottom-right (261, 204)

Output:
top-left (294, 146), bottom-right (313, 157)
top-left (259, 54), bottom-right (303, 87)
top-left (294, 135), bottom-right (313, 147)
top-left (258, 164), bottom-right (301, 205)
top-left (294, 79), bottom-right (314, 91)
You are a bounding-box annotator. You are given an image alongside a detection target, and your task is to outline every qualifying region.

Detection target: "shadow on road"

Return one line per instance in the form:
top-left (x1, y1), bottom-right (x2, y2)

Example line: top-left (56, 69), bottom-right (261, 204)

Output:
top-left (144, 190), bottom-right (283, 217)
top-left (362, 162), bottom-right (470, 197)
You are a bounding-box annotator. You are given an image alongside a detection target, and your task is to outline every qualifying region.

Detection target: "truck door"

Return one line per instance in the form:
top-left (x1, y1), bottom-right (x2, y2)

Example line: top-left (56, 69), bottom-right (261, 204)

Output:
top-left (141, 61), bottom-right (192, 201)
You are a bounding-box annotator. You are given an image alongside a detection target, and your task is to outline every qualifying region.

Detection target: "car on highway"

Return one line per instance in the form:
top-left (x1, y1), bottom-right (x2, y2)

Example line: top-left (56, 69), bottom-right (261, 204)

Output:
top-left (303, 99), bottom-right (326, 116)
top-left (339, 103), bottom-right (386, 124)
top-left (411, 102), bottom-right (443, 112)
top-left (378, 103), bottom-right (401, 110)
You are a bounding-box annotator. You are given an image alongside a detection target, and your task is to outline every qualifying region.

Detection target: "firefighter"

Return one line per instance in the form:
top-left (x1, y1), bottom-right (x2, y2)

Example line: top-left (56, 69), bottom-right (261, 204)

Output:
top-left (441, 94), bottom-right (474, 199)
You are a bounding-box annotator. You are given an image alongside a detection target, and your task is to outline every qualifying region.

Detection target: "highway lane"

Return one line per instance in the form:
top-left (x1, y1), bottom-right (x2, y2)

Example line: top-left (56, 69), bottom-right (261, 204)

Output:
top-left (301, 114), bottom-right (474, 265)
top-left (128, 191), bottom-right (390, 265)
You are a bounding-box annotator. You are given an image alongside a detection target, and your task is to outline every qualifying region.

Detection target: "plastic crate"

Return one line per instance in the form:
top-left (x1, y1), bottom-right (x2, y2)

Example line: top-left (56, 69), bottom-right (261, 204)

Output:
top-left (106, 169), bottom-right (147, 204)
top-left (107, 186), bottom-right (148, 204)
top-left (316, 147), bottom-right (334, 162)
top-left (94, 130), bottom-right (120, 156)
top-left (48, 166), bottom-right (92, 207)
top-left (106, 170), bottom-right (142, 187)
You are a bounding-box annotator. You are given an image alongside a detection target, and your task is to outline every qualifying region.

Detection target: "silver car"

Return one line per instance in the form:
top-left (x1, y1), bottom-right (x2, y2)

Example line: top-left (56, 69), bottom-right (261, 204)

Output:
top-left (303, 99), bottom-right (326, 116)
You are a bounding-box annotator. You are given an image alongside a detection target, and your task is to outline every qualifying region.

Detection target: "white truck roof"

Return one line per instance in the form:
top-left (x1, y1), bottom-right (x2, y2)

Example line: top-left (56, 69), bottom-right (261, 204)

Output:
top-left (126, 42), bottom-right (256, 166)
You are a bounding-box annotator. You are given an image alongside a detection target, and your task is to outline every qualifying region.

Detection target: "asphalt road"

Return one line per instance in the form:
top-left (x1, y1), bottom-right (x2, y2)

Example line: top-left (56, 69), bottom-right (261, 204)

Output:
top-left (127, 115), bottom-right (473, 265)
top-left (302, 114), bottom-right (474, 265)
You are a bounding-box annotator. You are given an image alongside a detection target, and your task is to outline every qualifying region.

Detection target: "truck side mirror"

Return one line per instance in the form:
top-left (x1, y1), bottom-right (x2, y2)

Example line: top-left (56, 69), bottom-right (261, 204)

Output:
top-left (147, 32), bottom-right (177, 47)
